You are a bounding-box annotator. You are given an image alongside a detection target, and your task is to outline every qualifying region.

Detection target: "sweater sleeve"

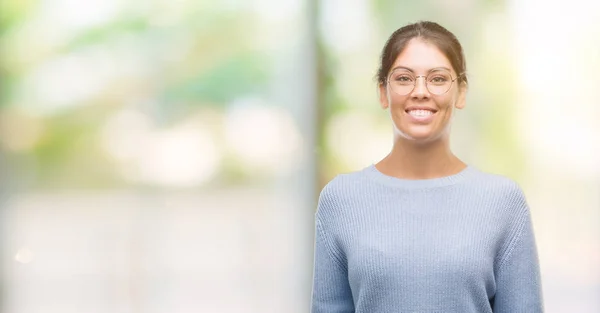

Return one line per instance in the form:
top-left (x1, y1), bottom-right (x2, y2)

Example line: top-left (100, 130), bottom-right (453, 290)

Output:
top-left (311, 184), bottom-right (355, 313)
top-left (493, 190), bottom-right (544, 313)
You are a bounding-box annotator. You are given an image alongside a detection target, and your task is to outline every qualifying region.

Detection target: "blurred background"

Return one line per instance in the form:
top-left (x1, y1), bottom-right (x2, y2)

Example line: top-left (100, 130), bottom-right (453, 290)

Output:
top-left (0, 0), bottom-right (599, 312)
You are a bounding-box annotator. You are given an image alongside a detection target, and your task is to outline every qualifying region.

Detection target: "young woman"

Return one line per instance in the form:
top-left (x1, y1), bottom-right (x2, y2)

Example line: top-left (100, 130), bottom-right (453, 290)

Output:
top-left (311, 21), bottom-right (544, 313)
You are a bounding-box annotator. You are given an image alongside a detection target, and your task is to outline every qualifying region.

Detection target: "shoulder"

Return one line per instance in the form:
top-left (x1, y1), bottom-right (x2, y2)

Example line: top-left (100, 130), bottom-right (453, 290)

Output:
top-left (467, 167), bottom-right (530, 217)
top-left (316, 167), bottom-right (371, 219)
top-left (470, 171), bottom-right (539, 270)
top-left (470, 168), bottom-right (527, 199)
top-left (319, 165), bottom-right (372, 197)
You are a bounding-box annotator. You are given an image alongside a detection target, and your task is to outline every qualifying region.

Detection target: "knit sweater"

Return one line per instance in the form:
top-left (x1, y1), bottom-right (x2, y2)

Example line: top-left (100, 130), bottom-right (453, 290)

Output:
top-left (311, 164), bottom-right (544, 313)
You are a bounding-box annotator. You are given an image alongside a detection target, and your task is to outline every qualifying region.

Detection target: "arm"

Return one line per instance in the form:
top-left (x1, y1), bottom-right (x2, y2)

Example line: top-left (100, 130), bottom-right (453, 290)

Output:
top-left (493, 195), bottom-right (544, 312)
top-left (311, 217), bottom-right (355, 313)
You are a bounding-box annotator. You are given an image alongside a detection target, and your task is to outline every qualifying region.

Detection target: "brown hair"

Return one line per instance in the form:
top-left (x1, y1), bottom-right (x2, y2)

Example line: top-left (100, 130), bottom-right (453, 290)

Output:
top-left (376, 21), bottom-right (468, 86)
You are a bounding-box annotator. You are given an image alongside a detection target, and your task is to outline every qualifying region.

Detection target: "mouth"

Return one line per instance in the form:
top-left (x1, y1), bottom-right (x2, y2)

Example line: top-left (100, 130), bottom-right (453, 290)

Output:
top-left (405, 108), bottom-right (438, 118)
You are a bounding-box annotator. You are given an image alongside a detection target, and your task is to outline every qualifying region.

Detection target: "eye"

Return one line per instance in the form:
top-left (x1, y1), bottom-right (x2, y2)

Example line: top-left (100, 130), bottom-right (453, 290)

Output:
top-left (429, 76), bottom-right (448, 83)
top-left (428, 74), bottom-right (451, 85)
top-left (393, 75), bottom-right (414, 83)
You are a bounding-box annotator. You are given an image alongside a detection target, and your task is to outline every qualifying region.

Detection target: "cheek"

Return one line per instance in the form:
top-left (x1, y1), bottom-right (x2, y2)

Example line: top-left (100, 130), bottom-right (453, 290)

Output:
top-left (387, 94), bottom-right (408, 109)
top-left (437, 94), bottom-right (458, 109)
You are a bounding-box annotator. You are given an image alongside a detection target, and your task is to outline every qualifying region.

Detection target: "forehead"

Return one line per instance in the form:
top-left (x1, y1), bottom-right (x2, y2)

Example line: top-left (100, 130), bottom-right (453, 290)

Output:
top-left (392, 38), bottom-right (453, 73)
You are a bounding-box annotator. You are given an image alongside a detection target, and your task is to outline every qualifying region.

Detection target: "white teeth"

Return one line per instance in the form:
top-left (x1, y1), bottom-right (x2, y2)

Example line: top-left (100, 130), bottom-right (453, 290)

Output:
top-left (408, 109), bottom-right (433, 117)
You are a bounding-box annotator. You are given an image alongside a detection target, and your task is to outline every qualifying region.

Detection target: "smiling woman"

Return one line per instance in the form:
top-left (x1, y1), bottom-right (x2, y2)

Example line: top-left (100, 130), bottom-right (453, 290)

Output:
top-left (311, 21), bottom-right (544, 313)
top-left (376, 22), bottom-right (467, 153)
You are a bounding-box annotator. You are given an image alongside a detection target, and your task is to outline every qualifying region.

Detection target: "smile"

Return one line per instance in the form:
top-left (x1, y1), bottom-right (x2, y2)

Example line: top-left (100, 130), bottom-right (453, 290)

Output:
top-left (406, 109), bottom-right (436, 117)
top-left (404, 108), bottom-right (438, 123)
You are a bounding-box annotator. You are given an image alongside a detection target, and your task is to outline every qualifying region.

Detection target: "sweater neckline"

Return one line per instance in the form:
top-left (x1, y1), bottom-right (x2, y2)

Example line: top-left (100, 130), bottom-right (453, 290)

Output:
top-left (363, 164), bottom-right (476, 189)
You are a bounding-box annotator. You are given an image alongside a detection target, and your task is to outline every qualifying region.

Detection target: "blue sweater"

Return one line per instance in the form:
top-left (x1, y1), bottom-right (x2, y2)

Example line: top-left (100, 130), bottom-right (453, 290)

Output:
top-left (311, 164), bottom-right (544, 313)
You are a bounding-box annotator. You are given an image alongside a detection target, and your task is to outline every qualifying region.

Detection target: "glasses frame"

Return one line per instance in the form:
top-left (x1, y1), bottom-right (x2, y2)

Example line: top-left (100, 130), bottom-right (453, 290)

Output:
top-left (386, 69), bottom-right (463, 96)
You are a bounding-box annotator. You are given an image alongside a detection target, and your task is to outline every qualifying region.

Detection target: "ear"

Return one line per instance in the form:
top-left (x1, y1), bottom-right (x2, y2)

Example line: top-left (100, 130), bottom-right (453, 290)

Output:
top-left (379, 84), bottom-right (389, 109)
top-left (455, 82), bottom-right (467, 109)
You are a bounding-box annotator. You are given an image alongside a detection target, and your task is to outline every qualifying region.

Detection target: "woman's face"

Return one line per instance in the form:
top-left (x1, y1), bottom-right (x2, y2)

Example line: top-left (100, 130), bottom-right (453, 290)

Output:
top-left (379, 38), bottom-right (466, 144)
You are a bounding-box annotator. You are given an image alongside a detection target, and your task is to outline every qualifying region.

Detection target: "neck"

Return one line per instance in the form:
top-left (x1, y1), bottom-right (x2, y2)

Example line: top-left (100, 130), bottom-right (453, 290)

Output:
top-left (376, 136), bottom-right (466, 180)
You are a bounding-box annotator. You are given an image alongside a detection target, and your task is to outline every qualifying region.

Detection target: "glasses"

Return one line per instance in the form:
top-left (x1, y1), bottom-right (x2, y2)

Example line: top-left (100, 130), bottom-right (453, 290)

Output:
top-left (387, 68), bottom-right (461, 96)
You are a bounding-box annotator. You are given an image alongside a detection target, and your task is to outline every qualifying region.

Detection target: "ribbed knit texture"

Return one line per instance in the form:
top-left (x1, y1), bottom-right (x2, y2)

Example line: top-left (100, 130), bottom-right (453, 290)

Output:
top-left (311, 164), bottom-right (544, 313)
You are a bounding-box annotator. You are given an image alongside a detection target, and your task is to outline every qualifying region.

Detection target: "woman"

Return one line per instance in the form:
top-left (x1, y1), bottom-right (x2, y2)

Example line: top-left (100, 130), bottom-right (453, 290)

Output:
top-left (311, 21), bottom-right (543, 313)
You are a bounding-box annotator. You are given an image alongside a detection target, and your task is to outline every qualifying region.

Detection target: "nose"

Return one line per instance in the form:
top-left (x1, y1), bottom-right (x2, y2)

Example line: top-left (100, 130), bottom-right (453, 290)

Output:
top-left (411, 76), bottom-right (429, 99)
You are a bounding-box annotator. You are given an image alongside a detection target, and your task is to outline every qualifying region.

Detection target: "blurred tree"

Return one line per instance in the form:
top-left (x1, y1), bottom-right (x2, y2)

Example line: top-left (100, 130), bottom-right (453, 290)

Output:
top-left (164, 53), bottom-right (268, 107)
top-left (0, 1), bottom-right (276, 188)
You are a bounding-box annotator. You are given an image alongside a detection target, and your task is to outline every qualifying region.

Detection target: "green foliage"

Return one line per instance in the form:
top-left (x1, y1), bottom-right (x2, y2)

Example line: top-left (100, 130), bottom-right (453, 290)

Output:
top-left (0, 0), bottom-right (36, 36)
top-left (0, 73), bottom-right (15, 109)
top-left (62, 18), bottom-right (150, 51)
top-left (164, 53), bottom-right (269, 105)
top-left (29, 106), bottom-right (122, 188)
top-left (1, 0), bottom-right (527, 189)
top-left (371, 0), bottom-right (430, 29)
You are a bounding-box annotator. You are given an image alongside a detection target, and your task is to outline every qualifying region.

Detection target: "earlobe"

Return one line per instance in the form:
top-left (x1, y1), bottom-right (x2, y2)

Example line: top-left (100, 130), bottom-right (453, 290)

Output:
top-left (455, 84), bottom-right (467, 109)
top-left (455, 96), bottom-right (465, 109)
top-left (379, 84), bottom-right (389, 109)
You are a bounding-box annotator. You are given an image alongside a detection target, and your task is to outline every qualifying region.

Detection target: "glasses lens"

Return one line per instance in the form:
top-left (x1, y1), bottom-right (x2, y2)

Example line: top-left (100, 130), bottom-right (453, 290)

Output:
top-left (426, 70), bottom-right (453, 95)
top-left (388, 69), bottom-right (415, 95)
top-left (388, 69), bottom-right (455, 95)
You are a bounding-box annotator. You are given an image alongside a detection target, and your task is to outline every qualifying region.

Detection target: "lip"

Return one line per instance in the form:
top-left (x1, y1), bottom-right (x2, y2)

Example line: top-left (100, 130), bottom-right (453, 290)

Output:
top-left (404, 106), bottom-right (438, 124)
top-left (405, 105), bottom-right (438, 113)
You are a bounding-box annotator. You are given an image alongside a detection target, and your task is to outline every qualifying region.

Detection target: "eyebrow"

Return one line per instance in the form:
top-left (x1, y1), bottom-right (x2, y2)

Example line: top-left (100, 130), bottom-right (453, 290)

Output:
top-left (390, 66), bottom-right (452, 73)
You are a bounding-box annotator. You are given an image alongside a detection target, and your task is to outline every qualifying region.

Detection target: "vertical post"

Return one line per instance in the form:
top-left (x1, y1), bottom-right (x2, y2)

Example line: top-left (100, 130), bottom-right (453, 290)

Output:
top-left (0, 71), bottom-right (7, 313)
top-left (307, 0), bottom-right (320, 309)
top-left (0, 147), bottom-right (5, 312)
top-left (299, 0), bottom-right (322, 309)
top-left (271, 0), bottom-right (323, 311)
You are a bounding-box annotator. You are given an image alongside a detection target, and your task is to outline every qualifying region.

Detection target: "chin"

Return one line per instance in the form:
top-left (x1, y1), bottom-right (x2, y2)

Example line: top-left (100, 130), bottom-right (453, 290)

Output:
top-left (394, 126), bottom-right (445, 144)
